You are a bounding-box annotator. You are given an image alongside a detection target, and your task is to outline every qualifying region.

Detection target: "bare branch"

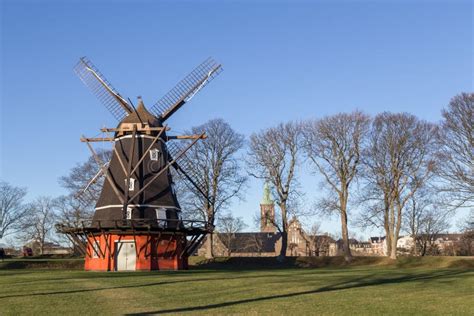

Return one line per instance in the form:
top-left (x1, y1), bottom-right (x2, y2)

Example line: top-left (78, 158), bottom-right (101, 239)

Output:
top-left (435, 93), bottom-right (474, 208)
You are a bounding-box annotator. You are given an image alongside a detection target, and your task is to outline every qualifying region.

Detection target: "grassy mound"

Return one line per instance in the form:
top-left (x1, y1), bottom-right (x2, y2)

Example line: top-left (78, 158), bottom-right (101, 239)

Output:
top-left (0, 258), bottom-right (84, 270)
top-left (190, 255), bottom-right (474, 269)
top-left (1, 255), bottom-right (472, 270)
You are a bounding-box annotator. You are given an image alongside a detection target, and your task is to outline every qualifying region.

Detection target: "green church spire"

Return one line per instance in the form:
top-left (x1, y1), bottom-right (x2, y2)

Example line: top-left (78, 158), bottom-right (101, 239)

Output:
top-left (261, 182), bottom-right (273, 205)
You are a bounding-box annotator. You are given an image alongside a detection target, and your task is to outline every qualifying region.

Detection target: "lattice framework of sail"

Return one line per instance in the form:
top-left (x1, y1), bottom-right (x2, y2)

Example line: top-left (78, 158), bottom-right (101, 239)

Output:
top-left (150, 58), bottom-right (223, 119)
top-left (74, 57), bottom-right (130, 121)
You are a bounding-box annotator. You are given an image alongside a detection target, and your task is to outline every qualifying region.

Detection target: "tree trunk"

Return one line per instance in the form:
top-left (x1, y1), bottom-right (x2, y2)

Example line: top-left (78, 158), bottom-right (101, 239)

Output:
top-left (420, 240), bottom-right (427, 256)
top-left (278, 231), bottom-right (288, 261)
top-left (390, 203), bottom-right (403, 259)
top-left (412, 234), bottom-right (418, 256)
top-left (383, 200), bottom-right (391, 256)
top-left (278, 202), bottom-right (288, 261)
top-left (205, 233), bottom-right (214, 259)
top-left (205, 205), bottom-right (215, 259)
top-left (390, 236), bottom-right (397, 259)
top-left (340, 208), bottom-right (352, 262)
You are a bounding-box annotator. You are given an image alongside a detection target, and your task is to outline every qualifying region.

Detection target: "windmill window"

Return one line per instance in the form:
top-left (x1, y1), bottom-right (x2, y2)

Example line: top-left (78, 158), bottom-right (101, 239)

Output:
top-left (92, 241), bottom-right (100, 259)
top-left (150, 148), bottom-right (160, 161)
top-left (125, 178), bottom-right (135, 191)
top-left (155, 208), bottom-right (167, 228)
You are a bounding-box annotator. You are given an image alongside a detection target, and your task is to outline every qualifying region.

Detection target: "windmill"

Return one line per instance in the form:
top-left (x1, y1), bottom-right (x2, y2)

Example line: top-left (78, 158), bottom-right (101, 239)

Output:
top-left (57, 57), bottom-right (222, 271)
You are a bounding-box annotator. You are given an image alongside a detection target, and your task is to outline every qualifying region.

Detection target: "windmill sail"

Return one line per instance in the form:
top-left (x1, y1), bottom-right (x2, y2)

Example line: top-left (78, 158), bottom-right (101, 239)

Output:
top-left (74, 57), bottom-right (132, 121)
top-left (74, 161), bottom-right (109, 207)
top-left (166, 141), bottom-right (208, 200)
top-left (149, 58), bottom-right (222, 121)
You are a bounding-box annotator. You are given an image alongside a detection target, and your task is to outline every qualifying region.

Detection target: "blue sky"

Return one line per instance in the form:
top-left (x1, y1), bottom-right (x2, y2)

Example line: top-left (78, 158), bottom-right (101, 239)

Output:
top-left (1, 0), bottom-right (472, 238)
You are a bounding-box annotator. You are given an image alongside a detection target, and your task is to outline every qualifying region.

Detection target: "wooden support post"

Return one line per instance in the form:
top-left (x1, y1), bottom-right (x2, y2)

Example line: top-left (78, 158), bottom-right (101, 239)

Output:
top-left (102, 230), bottom-right (111, 260)
top-left (80, 222), bottom-right (93, 258)
top-left (88, 232), bottom-right (106, 259)
top-left (179, 234), bottom-right (198, 258)
top-left (122, 125), bottom-right (137, 218)
top-left (139, 235), bottom-right (152, 258)
top-left (166, 135), bottom-right (207, 140)
top-left (101, 126), bottom-right (169, 133)
top-left (130, 125), bottom-right (167, 176)
top-left (129, 132), bottom-right (205, 201)
top-left (111, 235), bottom-right (123, 259)
top-left (81, 137), bottom-right (115, 142)
top-left (64, 233), bottom-right (87, 256)
top-left (132, 233), bottom-right (139, 258)
top-left (162, 234), bottom-right (174, 258)
top-left (173, 162), bottom-right (210, 203)
top-left (84, 138), bottom-right (125, 204)
top-left (186, 234), bottom-right (207, 257)
top-left (104, 129), bottom-right (130, 181)
top-left (113, 146), bottom-right (128, 176)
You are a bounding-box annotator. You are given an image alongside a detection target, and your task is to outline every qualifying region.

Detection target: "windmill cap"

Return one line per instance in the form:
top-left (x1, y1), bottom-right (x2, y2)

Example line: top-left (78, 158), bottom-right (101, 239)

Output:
top-left (121, 99), bottom-right (161, 126)
top-left (137, 96), bottom-right (145, 107)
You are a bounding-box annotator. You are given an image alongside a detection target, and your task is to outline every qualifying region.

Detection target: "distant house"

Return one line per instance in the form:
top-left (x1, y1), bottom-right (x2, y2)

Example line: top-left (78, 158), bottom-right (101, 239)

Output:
top-left (367, 234), bottom-right (464, 256)
top-left (433, 234), bottom-right (463, 254)
top-left (397, 236), bottom-right (415, 254)
top-left (370, 236), bottom-right (387, 256)
top-left (333, 238), bottom-right (381, 256)
top-left (23, 241), bottom-right (72, 256)
top-left (199, 232), bottom-right (280, 257)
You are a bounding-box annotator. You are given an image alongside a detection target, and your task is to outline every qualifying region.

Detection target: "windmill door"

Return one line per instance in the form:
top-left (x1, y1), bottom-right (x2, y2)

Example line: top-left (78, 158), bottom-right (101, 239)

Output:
top-left (115, 241), bottom-right (136, 271)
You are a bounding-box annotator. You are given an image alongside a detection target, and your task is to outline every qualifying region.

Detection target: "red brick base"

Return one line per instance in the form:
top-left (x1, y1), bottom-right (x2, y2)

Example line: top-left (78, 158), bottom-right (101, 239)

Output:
top-left (84, 233), bottom-right (188, 271)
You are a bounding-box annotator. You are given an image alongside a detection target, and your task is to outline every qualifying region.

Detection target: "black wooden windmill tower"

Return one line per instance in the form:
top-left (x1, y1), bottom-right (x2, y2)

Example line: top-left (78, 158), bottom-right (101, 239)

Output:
top-left (58, 57), bottom-right (222, 271)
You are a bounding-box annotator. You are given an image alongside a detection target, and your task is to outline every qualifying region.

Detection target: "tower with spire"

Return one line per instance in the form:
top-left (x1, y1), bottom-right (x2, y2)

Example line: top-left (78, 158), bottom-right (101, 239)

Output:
top-left (260, 182), bottom-right (276, 232)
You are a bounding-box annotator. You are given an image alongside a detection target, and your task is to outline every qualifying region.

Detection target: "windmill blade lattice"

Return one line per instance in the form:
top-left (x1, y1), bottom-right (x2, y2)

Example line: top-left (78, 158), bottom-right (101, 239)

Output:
top-left (166, 141), bottom-right (208, 198)
top-left (150, 58), bottom-right (223, 121)
top-left (74, 161), bottom-right (109, 207)
top-left (74, 57), bottom-right (131, 121)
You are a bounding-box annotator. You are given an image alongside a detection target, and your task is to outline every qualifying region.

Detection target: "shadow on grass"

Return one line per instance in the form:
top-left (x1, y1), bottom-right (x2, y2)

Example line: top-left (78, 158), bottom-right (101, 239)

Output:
top-left (124, 269), bottom-right (470, 315)
top-left (2, 266), bottom-right (347, 286)
top-left (0, 271), bottom-right (318, 299)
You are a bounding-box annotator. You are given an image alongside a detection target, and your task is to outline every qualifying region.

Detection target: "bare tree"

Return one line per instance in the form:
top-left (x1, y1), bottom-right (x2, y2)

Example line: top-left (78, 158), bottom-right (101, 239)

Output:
top-left (436, 93), bottom-right (474, 208)
top-left (55, 195), bottom-right (94, 227)
top-left (361, 113), bottom-right (437, 259)
top-left (247, 121), bottom-right (303, 260)
top-left (177, 119), bottom-right (247, 257)
top-left (20, 196), bottom-right (57, 255)
top-left (0, 181), bottom-right (28, 240)
top-left (402, 188), bottom-right (433, 256)
top-left (304, 222), bottom-right (331, 256)
top-left (303, 111), bottom-right (370, 262)
top-left (417, 209), bottom-right (450, 256)
top-left (216, 212), bottom-right (247, 256)
top-left (458, 210), bottom-right (474, 256)
top-left (401, 186), bottom-right (452, 256)
top-left (54, 195), bottom-right (94, 254)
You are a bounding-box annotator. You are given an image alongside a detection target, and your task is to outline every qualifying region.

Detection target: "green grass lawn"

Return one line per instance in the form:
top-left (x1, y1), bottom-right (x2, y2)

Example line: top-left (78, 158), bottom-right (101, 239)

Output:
top-left (0, 258), bottom-right (473, 315)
